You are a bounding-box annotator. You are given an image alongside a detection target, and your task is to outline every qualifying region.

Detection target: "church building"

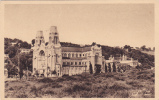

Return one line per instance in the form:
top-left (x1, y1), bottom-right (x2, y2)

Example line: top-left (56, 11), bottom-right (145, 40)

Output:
top-left (32, 26), bottom-right (105, 77)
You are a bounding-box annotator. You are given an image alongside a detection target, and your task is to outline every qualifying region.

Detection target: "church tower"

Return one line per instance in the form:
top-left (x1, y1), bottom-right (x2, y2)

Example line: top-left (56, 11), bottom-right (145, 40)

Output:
top-left (47, 26), bottom-right (62, 76)
top-left (49, 26), bottom-right (60, 46)
top-left (33, 31), bottom-right (46, 74)
top-left (35, 31), bottom-right (45, 47)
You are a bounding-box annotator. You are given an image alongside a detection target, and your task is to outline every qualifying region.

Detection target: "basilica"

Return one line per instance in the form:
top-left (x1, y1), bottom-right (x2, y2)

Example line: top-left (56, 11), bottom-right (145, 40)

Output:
top-left (32, 26), bottom-right (139, 77)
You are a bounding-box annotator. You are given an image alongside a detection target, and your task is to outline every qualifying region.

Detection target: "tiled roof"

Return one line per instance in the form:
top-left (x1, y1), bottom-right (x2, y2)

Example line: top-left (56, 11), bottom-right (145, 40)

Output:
top-left (62, 46), bottom-right (91, 52)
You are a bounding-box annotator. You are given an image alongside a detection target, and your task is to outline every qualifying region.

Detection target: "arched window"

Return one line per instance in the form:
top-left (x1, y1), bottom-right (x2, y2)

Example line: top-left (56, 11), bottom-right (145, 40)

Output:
top-left (39, 50), bottom-right (45, 56)
top-left (64, 53), bottom-right (67, 57)
top-left (79, 54), bottom-right (82, 57)
top-left (67, 62), bottom-right (70, 65)
top-left (72, 53), bottom-right (74, 57)
top-left (71, 62), bottom-right (73, 65)
top-left (68, 53), bottom-right (71, 58)
top-left (75, 62), bottom-right (77, 65)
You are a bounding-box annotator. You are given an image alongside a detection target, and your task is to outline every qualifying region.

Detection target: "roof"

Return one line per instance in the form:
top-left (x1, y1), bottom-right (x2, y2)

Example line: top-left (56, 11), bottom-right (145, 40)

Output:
top-left (62, 46), bottom-right (91, 52)
top-left (62, 57), bottom-right (87, 60)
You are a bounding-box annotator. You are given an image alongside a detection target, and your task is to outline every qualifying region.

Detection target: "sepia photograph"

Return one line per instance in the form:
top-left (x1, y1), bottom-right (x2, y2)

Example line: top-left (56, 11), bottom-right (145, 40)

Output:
top-left (3, 2), bottom-right (155, 98)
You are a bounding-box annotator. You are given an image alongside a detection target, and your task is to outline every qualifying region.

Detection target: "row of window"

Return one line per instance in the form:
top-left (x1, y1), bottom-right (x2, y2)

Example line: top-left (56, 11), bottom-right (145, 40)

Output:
top-left (63, 61), bottom-right (87, 65)
top-left (62, 52), bottom-right (90, 58)
top-left (62, 67), bottom-right (85, 71)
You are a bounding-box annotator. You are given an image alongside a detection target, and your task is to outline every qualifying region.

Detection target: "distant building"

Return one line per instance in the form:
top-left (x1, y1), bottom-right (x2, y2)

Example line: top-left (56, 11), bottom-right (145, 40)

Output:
top-left (106, 55), bottom-right (141, 68)
top-left (10, 42), bottom-right (17, 46)
top-left (20, 48), bottom-right (31, 54)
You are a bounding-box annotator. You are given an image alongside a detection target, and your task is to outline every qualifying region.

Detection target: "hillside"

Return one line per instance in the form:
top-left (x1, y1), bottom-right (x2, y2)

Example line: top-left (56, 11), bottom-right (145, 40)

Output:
top-left (4, 38), bottom-right (155, 72)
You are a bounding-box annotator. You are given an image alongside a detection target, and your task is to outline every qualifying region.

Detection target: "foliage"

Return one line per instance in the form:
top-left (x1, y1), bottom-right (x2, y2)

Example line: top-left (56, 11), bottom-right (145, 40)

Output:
top-left (5, 38), bottom-right (33, 73)
top-left (5, 64), bottom-right (18, 78)
top-left (5, 68), bottom-right (154, 98)
top-left (101, 45), bottom-right (124, 60)
top-left (89, 63), bottom-right (93, 74)
top-left (31, 39), bottom-right (35, 46)
top-left (4, 38), bottom-right (31, 58)
top-left (60, 42), bottom-right (81, 47)
top-left (52, 70), bottom-right (56, 74)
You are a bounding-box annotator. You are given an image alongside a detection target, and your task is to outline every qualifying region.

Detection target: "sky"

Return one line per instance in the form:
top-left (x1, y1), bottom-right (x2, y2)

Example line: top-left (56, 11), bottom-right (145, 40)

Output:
top-left (4, 4), bottom-right (154, 48)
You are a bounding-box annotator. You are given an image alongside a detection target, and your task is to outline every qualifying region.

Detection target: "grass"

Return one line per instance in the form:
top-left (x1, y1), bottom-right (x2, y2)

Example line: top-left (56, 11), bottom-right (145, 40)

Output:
top-left (5, 67), bottom-right (154, 98)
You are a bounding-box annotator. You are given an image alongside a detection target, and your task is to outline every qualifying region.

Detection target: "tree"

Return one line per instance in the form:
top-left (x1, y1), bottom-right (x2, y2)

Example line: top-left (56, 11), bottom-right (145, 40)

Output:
top-left (21, 41), bottom-right (31, 49)
top-left (45, 42), bottom-right (48, 46)
top-left (10, 66), bottom-right (18, 76)
top-left (5, 64), bottom-right (12, 78)
top-left (113, 62), bottom-right (116, 72)
top-left (52, 70), bottom-right (56, 74)
top-left (7, 46), bottom-right (18, 58)
top-left (105, 64), bottom-right (107, 72)
top-left (91, 42), bottom-right (96, 46)
top-left (124, 45), bottom-right (131, 49)
top-left (89, 62), bottom-right (93, 74)
top-left (31, 39), bottom-right (35, 46)
top-left (141, 45), bottom-right (146, 51)
top-left (108, 63), bottom-right (111, 72)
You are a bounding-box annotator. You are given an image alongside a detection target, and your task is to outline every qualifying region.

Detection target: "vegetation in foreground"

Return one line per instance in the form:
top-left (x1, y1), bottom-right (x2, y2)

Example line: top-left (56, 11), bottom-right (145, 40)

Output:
top-left (5, 67), bottom-right (154, 98)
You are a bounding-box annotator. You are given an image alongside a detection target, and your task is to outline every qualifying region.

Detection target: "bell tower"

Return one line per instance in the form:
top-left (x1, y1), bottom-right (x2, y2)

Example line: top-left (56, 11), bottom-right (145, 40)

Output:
top-left (35, 31), bottom-right (45, 47)
top-left (49, 26), bottom-right (60, 47)
top-left (33, 30), bottom-right (45, 74)
top-left (48, 26), bottom-right (62, 76)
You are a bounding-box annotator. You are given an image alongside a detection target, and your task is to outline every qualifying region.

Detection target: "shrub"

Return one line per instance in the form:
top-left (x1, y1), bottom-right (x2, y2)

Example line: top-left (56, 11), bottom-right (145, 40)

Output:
top-left (109, 83), bottom-right (129, 90)
top-left (16, 94), bottom-right (28, 98)
top-left (44, 90), bottom-right (55, 95)
top-left (9, 87), bottom-right (14, 90)
top-left (65, 84), bottom-right (91, 94)
top-left (51, 83), bottom-right (62, 88)
top-left (52, 70), bottom-right (56, 74)
top-left (30, 86), bottom-right (37, 92)
top-left (38, 78), bottom-right (54, 83)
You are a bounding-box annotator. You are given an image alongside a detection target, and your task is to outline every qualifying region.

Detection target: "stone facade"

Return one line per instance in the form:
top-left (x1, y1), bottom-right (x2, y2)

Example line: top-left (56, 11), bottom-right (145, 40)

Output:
top-left (32, 26), bottom-right (104, 77)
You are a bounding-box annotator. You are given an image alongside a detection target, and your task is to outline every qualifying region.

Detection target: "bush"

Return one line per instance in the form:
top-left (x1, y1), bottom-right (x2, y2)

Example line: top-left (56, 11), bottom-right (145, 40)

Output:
top-left (52, 70), bottom-right (56, 74)
top-left (16, 94), bottom-right (28, 98)
top-left (38, 78), bottom-right (54, 83)
top-left (65, 84), bottom-right (91, 94)
top-left (109, 83), bottom-right (129, 90)
top-left (44, 90), bottom-right (55, 95)
top-left (9, 87), bottom-right (14, 90)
